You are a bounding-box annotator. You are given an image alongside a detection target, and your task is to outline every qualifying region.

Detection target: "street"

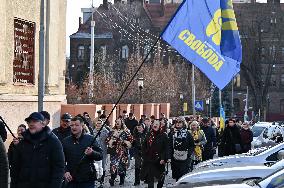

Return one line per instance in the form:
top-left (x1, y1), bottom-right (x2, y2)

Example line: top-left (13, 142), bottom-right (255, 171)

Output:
top-left (102, 158), bottom-right (176, 188)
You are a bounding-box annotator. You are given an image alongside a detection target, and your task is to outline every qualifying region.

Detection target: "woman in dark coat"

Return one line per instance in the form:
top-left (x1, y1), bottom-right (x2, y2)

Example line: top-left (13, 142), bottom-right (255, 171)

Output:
top-left (168, 118), bottom-right (194, 181)
top-left (221, 118), bottom-right (242, 156)
top-left (240, 122), bottom-right (253, 153)
top-left (141, 120), bottom-right (169, 188)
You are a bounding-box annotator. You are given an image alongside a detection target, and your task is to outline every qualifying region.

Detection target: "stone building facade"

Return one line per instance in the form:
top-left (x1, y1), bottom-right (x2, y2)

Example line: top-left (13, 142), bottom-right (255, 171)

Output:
top-left (0, 0), bottom-right (67, 142)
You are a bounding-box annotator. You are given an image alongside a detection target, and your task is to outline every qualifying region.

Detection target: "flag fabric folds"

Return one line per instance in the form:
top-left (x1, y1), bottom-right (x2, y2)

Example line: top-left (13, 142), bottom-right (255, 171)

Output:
top-left (220, 106), bottom-right (225, 130)
top-left (162, 0), bottom-right (242, 89)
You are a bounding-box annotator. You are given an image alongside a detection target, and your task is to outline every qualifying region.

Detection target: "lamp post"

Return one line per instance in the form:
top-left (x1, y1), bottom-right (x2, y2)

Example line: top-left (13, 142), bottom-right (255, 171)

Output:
top-left (137, 77), bottom-right (144, 104)
top-left (267, 94), bottom-right (270, 121)
top-left (244, 86), bottom-right (249, 122)
top-left (206, 98), bottom-right (210, 117)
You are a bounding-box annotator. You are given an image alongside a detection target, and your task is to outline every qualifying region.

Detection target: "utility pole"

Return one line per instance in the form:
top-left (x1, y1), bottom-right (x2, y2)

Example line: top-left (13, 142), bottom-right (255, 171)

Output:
top-left (89, 1), bottom-right (95, 103)
top-left (244, 86), bottom-right (248, 122)
top-left (38, 0), bottom-right (45, 111)
top-left (231, 78), bottom-right (234, 117)
top-left (192, 65), bottom-right (196, 116)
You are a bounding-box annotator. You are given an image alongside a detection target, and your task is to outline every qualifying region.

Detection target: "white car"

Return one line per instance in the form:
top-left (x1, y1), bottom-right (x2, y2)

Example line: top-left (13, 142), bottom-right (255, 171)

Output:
top-left (252, 122), bottom-right (283, 148)
top-left (191, 167), bottom-right (284, 188)
top-left (176, 158), bottom-right (284, 187)
top-left (194, 143), bottom-right (284, 171)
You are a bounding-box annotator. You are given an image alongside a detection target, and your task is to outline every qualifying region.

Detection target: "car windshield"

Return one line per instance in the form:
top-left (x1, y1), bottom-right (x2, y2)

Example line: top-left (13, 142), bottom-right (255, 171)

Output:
top-left (258, 167), bottom-right (284, 187)
top-left (252, 126), bottom-right (266, 137)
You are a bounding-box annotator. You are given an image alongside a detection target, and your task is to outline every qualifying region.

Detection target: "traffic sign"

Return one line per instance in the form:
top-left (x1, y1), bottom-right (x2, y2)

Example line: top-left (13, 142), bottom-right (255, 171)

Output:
top-left (195, 100), bottom-right (204, 111)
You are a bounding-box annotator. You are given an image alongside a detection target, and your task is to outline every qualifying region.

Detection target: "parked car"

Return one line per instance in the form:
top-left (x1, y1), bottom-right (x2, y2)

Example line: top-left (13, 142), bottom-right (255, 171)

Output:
top-left (189, 166), bottom-right (284, 188)
top-left (252, 122), bottom-right (283, 149)
top-left (176, 157), bottom-right (284, 187)
top-left (194, 142), bottom-right (284, 172)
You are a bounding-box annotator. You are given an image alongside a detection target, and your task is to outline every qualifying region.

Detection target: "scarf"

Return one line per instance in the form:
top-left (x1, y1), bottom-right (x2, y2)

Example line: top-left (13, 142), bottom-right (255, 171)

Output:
top-left (148, 129), bottom-right (159, 146)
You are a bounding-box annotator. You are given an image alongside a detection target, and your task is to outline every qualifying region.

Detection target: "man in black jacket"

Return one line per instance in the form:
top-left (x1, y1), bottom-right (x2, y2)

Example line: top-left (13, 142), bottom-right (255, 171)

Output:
top-left (52, 113), bottom-right (72, 143)
top-left (0, 136), bottom-right (8, 188)
top-left (0, 121), bottom-right (7, 142)
top-left (62, 116), bottom-right (102, 188)
top-left (201, 118), bottom-right (217, 161)
top-left (11, 112), bottom-right (65, 188)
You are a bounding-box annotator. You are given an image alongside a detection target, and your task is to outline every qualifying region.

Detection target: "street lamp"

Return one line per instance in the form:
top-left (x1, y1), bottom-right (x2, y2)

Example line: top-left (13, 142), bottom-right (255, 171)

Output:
top-left (267, 94), bottom-right (270, 121)
top-left (137, 77), bottom-right (144, 103)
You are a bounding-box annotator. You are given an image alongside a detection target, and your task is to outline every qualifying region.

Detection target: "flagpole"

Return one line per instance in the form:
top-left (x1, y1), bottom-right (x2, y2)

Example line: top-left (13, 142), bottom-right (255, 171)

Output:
top-left (219, 89), bottom-right (222, 114)
top-left (192, 65), bottom-right (196, 117)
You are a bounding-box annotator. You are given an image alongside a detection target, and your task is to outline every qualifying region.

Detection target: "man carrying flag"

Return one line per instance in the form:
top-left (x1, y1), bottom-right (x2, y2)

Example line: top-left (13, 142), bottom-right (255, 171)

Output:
top-left (162, 0), bottom-right (242, 90)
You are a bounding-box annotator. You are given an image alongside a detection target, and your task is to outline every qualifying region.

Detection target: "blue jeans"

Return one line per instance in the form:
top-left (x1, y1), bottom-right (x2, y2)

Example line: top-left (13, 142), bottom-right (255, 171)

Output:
top-left (66, 181), bottom-right (95, 188)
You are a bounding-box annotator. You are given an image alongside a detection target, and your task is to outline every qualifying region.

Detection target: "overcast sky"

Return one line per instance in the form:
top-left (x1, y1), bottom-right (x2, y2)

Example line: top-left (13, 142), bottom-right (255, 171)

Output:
top-left (66, 0), bottom-right (103, 57)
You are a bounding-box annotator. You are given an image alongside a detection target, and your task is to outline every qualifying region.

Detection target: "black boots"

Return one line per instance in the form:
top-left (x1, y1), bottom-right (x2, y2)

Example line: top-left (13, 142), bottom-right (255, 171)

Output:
top-left (119, 174), bottom-right (125, 185)
top-left (133, 168), bottom-right (140, 186)
top-left (109, 174), bottom-right (116, 186)
top-left (98, 171), bottom-right (105, 188)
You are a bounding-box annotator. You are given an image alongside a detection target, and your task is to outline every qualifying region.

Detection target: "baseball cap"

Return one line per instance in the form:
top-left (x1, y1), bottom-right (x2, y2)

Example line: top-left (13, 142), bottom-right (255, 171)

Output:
top-left (25, 112), bottom-right (44, 122)
top-left (61, 113), bottom-right (72, 121)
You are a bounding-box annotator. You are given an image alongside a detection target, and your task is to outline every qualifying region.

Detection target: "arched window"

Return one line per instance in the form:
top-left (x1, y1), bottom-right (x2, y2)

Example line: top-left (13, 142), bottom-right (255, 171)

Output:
top-left (233, 98), bottom-right (240, 112)
top-left (77, 45), bottom-right (85, 60)
top-left (122, 45), bottom-right (129, 59)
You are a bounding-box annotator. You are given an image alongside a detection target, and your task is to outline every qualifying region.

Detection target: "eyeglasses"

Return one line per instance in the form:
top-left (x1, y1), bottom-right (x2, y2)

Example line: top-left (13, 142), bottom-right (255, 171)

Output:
top-left (176, 121), bottom-right (183, 123)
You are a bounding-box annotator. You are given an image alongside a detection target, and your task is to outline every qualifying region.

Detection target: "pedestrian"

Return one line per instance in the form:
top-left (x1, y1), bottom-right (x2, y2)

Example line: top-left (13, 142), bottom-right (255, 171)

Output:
top-left (52, 113), bottom-right (72, 143)
top-left (99, 114), bottom-right (111, 131)
top-left (168, 118), bottom-right (194, 181)
top-left (221, 118), bottom-right (242, 156)
top-left (189, 121), bottom-right (207, 168)
top-left (125, 112), bottom-right (139, 134)
top-left (144, 117), bottom-right (152, 131)
top-left (63, 116), bottom-right (103, 188)
top-left (122, 110), bottom-right (128, 120)
top-left (11, 112), bottom-right (65, 188)
top-left (141, 120), bottom-right (169, 188)
top-left (0, 120), bottom-right (7, 142)
top-left (106, 118), bottom-right (133, 186)
top-left (93, 110), bottom-right (103, 126)
top-left (40, 111), bottom-right (50, 127)
top-left (132, 122), bottom-right (148, 186)
top-left (150, 115), bottom-right (155, 123)
top-left (0, 135), bottom-right (8, 188)
top-left (93, 119), bottom-right (109, 187)
top-left (201, 118), bottom-right (217, 161)
top-left (76, 114), bottom-right (94, 135)
top-left (240, 121), bottom-right (253, 153)
top-left (8, 124), bottom-right (26, 183)
top-left (160, 118), bottom-right (168, 133)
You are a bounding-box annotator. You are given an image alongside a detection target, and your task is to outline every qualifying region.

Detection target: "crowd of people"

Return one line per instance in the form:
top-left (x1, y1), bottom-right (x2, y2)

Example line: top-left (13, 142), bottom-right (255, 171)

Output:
top-left (0, 110), bottom-right (254, 188)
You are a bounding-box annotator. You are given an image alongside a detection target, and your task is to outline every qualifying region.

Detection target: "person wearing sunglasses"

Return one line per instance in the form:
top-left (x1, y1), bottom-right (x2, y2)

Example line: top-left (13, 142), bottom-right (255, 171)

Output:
top-left (52, 113), bottom-right (72, 143)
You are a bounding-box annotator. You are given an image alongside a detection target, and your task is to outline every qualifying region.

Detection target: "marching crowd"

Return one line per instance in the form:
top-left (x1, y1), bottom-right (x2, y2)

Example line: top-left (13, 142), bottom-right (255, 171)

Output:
top-left (0, 110), bottom-right (254, 188)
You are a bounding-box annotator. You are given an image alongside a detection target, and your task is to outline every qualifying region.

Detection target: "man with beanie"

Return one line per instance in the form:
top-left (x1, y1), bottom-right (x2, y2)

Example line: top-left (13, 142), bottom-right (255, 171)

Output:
top-left (125, 113), bottom-right (138, 134)
top-left (52, 113), bottom-right (72, 143)
top-left (11, 112), bottom-right (65, 188)
top-left (201, 118), bottom-right (217, 161)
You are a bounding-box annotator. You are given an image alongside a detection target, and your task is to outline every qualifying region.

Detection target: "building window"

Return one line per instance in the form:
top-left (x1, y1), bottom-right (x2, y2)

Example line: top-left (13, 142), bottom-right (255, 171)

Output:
top-left (271, 74), bottom-right (276, 86)
top-left (77, 45), bottom-right (85, 60)
top-left (233, 98), bottom-right (240, 112)
top-left (281, 99), bottom-right (284, 114)
top-left (234, 74), bottom-right (241, 87)
top-left (122, 45), bottom-right (129, 59)
top-left (280, 74), bottom-right (284, 86)
top-left (100, 45), bottom-right (107, 61)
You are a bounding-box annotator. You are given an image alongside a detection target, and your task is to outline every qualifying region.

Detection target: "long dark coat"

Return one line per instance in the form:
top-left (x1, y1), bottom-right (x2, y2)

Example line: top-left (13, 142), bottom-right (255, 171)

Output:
top-left (140, 131), bottom-right (169, 183)
top-left (11, 126), bottom-right (65, 188)
top-left (221, 125), bottom-right (242, 156)
top-left (0, 137), bottom-right (8, 188)
top-left (168, 128), bottom-right (194, 180)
